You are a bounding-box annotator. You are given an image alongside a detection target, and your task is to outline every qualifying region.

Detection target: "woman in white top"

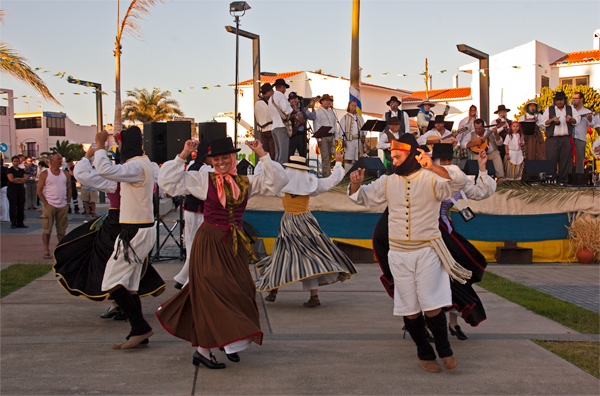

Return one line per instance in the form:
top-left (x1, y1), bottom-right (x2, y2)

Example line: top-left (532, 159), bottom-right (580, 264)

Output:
top-left (504, 122), bottom-right (525, 180)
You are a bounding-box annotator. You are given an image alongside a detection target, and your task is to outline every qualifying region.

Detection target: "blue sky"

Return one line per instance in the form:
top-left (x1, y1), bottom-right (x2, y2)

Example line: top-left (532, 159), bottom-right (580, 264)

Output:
top-left (1, 0), bottom-right (599, 126)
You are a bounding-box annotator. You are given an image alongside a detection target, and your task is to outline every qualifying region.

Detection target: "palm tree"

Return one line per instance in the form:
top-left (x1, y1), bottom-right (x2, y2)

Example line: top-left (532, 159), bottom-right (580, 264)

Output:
top-left (0, 10), bottom-right (59, 104)
top-left (122, 88), bottom-right (184, 123)
top-left (114, 0), bottom-right (164, 136)
top-left (41, 140), bottom-right (73, 158)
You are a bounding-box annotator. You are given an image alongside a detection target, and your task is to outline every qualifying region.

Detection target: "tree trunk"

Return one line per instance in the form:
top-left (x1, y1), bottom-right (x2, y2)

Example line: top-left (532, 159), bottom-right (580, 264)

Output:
top-left (114, 41), bottom-right (122, 136)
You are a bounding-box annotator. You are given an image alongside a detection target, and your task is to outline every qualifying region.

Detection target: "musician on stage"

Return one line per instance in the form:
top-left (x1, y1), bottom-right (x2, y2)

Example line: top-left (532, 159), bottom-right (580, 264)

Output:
top-left (383, 96), bottom-right (411, 135)
top-left (518, 99), bottom-right (546, 160)
top-left (340, 99), bottom-right (366, 171)
top-left (461, 119), bottom-right (505, 178)
top-left (458, 105), bottom-right (478, 134)
top-left (417, 115), bottom-right (459, 150)
top-left (255, 83), bottom-right (276, 160)
top-left (539, 91), bottom-right (581, 184)
top-left (416, 100), bottom-right (435, 134)
top-left (313, 94), bottom-right (338, 178)
top-left (377, 117), bottom-right (403, 174)
top-left (288, 92), bottom-right (317, 159)
top-left (572, 92), bottom-right (598, 173)
top-left (492, 105), bottom-right (512, 161)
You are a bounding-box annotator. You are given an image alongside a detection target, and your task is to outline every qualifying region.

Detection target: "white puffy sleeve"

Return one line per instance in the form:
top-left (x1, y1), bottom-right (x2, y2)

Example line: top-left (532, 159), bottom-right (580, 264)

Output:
top-left (348, 175), bottom-right (388, 208)
top-left (432, 166), bottom-right (467, 201)
top-left (158, 155), bottom-right (210, 200)
top-left (463, 171), bottom-right (497, 200)
top-left (73, 157), bottom-right (118, 193)
top-left (248, 154), bottom-right (289, 198)
top-left (94, 150), bottom-right (145, 184)
top-left (311, 161), bottom-right (344, 196)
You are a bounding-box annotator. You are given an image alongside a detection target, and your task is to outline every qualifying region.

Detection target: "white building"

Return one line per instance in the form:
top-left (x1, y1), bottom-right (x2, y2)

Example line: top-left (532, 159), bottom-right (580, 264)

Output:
top-left (0, 89), bottom-right (16, 160)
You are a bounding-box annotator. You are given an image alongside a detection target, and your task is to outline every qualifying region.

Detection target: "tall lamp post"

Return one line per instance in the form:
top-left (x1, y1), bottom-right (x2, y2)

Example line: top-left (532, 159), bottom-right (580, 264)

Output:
top-left (457, 44), bottom-right (490, 124)
top-left (228, 1), bottom-right (251, 148)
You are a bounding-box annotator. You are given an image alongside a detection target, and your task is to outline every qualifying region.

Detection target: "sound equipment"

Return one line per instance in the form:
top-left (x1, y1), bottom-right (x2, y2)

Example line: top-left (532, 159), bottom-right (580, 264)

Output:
top-left (463, 159), bottom-right (496, 177)
top-left (568, 173), bottom-right (591, 186)
top-left (343, 157), bottom-right (386, 180)
top-left (522, 160), bottom-right (554, 183)
top-left (143, 121), bottom-right (192, 164)
top-left (198, 122), bottom-right (227, 141)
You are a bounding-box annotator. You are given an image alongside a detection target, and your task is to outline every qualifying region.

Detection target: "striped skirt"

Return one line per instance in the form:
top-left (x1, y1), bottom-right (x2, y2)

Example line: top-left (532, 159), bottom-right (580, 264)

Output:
top-left (504, 160), bottom-right (524, 180)
top-left (255, 211), bottom-right (357, 292)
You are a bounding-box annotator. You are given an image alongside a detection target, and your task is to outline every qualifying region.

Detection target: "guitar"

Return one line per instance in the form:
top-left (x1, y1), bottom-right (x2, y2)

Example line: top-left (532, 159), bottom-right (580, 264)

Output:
top-left (468, 122), bottom-right (507, 154)
top-left (425, 126), bottom-right (469, 147)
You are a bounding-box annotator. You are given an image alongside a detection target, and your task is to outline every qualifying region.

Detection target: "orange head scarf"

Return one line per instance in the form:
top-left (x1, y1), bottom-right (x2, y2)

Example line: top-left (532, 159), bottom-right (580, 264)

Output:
top-left (213, 153), bottom-right (240, 208)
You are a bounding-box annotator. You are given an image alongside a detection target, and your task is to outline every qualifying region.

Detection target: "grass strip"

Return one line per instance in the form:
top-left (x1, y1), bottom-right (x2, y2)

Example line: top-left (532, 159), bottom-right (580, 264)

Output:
top-left (479, 272), bottom-right (599, 334)
top-left (1, 263), bottom-right (53, 298)
top-left (532, 340), bottom-right (599, 378)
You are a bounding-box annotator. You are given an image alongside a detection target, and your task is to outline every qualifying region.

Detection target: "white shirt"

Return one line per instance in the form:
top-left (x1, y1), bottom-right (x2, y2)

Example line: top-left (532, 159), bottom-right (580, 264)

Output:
top-left (313, 107), bottom-right (339, 140)
top-left (383, 110), bottom-right (412, 135)
top-left (340, 113), bottom-right (360, 139)
top-left (417, 129), bottom-right (458, 150)
top-left (518, 113), bottom-right (545, 131)
top-left (73, 157), bottom-right (118, 193)
top-left (268, 91), bottom-right (292, 129)
top-left (539, 105), bottom-right (581, 137)
top-left (503, 134), bottom-right (524, 165)
top-left (458, 117), bottom-right (475, 134)
top-left (573, 106), bottom-right (595, 142)
top-left (255, 99), bottom-right (272, 133)
top-left (461, 130), bottom-right (503, 154)
top-left (592, 136), bottom-right (600, 154)
top-left (377, 131), bottom-right (400, 150)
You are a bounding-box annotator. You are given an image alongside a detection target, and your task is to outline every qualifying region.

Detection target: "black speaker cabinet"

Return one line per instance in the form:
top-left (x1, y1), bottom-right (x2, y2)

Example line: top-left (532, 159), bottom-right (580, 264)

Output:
top-left (463, 160), bottom-right (496, 177)
top-left (522, 160), bottom-right (555, 182)
top-left (198, 122), bottom-right (227, 141)
top-left (568, 173), bottom-right (591, 186)
top-left (143, 121), bottom-right (192, 164)
top-left (344, 157), bottom-right (386, 179)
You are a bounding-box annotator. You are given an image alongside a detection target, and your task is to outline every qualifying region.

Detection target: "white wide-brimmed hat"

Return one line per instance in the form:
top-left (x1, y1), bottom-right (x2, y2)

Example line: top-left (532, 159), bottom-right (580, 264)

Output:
top-left (283, 156), bottom-right (310, 171)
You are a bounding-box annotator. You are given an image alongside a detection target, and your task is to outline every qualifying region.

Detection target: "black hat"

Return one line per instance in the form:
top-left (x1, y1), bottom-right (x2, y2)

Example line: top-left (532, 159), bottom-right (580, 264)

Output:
top-left (196, 138), bottom-right (211, 164)
top-left (65, 158), bottom-right (74, 163)
top-left (434, 115), bottom-right (445, 123)
top-left (554, 91), bottom-right (567, 100)
top-left (206, 137), bottom-right (241, 157)
top-left (386, 96), bottom-right (401, 106)
top-left (120, 125), bottom-right (144, 162)
top-left (432, 143), bottom-right (454, 160)
top-left (494, 104), bottom-right (511, 114)
top-left (260, 83), bottom-right (273, 95)
top-left (288, 92), bottom-right (299, 100)
top-left (274, 78), bottom-right (290, 88)
top-left (387, 116), bottom-right (401, 125)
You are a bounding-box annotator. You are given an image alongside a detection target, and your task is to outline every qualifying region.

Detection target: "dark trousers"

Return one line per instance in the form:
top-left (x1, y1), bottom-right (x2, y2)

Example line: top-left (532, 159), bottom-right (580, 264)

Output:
top-left (289, 133), bottom-right (307, 158)
top-left (71, 185), bottom-right (79, 211)
top-left (7, 186), bottom-right (25, 226)
top-left (545, 136), bottom-right (573, 183)
top-left (261, 131), bottom-right (276, 161)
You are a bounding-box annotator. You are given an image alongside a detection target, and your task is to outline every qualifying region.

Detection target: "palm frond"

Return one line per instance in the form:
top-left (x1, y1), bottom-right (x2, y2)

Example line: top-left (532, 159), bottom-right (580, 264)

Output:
top-left (331, 176), bottom-right (377, 193)
top-left (122, 87), bottom-right (184, 123)
top-left (496, 181), bottom-right (599, 206)
top-left (0, 43), bottom-right (60, 105)
top-left (0, 9), bottom-right (8, 24)
top-left (119, 0), bottom-right (164, 41)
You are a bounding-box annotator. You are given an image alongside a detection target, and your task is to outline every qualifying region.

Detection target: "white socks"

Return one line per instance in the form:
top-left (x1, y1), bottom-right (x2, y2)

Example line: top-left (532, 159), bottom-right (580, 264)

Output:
top-left (196, 346), bottom-right (211, 359)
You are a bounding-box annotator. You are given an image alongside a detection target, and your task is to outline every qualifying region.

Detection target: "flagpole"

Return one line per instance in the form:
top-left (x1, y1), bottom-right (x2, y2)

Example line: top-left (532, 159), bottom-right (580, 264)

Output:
top-left (349, 0), bottom-right (361, 151)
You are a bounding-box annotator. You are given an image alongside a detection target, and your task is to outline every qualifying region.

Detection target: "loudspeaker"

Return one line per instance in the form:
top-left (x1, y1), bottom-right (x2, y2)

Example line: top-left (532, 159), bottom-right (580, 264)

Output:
top-left (522, 160), bottom-right (554, 182)
top-left (198, 122), bottom-right (227, 141)
top-left (344, 157), bottom-right (386, 179)
top-left (568, 173), bottom-right (591, 186)
top-left (236, 158), bottom-right (252, 176)
top-left (143, 121), bottom-right (192, 164)
top-left (463, 160), bottom-right (496, 177)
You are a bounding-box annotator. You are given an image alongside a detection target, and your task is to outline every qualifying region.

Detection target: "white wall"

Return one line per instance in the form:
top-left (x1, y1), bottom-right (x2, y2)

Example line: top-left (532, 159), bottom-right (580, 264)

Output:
top-left (551, 63), bottom-right (600, 89)
top-left (0, 89), bottom-right (16, 160)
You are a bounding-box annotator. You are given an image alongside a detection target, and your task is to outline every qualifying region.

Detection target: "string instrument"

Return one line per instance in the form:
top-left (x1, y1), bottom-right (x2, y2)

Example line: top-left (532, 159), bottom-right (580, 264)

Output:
top-left (468, 122), bottom-right (507, 154)
top-left (425, 126), bottom-right (469, 150)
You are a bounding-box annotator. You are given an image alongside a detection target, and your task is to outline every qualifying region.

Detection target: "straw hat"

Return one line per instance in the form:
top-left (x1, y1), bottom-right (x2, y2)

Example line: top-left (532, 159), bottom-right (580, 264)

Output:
top-left (283, 155), bottom-right (310, 171)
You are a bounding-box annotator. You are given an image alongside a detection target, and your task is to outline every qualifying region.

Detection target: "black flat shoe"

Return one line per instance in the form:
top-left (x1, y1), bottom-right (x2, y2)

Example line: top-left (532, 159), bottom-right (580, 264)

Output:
top-left (219, 347), bottom-right (240, 362)
top-left (174, 282), bottom-right (183, 290)
top-left (193, 351), bottom-right (226, 369)
top-left (449, 325), bottom-right (468, 340)
top-left (113, 309), bottom-right (127, 321)
top-left (100, 306), bottom-right (121, 319)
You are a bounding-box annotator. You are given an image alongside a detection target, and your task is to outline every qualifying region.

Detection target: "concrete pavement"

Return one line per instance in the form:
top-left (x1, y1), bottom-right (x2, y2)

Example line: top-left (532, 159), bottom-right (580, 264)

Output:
top-left (1, 264), bottom-right (598, 395)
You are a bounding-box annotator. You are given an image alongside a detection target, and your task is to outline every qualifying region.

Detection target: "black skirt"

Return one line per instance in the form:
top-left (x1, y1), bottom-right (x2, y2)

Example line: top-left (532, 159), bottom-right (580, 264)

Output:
top-left (53, 209), bottom-right (166, 302)
top-left (372, 208), bottom-right (487, 327)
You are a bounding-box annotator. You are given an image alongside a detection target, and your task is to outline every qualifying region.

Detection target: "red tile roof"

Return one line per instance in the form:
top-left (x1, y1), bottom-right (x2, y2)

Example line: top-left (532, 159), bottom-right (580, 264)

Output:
top-left (401, 87), bottom-right (471, 103)
top-left (550, 50), bottom-right (600, 66)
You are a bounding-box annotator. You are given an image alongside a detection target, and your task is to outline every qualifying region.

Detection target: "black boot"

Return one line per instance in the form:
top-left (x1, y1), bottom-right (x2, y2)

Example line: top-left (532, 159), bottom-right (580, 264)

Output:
top-left (403, 315), bottom-right (436, 361)
top-left (110, 287), bottom-right (152, 337)
top-left (425, 311), bottom-right (453, 358)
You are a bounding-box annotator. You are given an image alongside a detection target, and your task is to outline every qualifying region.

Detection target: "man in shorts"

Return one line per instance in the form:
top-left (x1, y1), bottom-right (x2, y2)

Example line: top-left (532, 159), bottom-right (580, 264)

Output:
top-left (81, 185), bottom-right (98, 217)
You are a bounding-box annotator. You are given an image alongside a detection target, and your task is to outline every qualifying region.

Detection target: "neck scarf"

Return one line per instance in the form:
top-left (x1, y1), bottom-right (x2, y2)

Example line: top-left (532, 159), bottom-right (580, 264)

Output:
top-left (214, 153), bottom-right (240, 208)
top-left (419, 105), bottom-right (434, 121)
top-left (394, 134), bottom-right (422, 176)
top-left (526, 106), bottom-right (538, 116)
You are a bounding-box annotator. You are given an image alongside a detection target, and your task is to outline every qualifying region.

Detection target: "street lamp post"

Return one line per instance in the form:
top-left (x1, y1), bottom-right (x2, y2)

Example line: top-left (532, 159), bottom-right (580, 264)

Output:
top-left (228, 2), bottom-right (251, 148)
top-left (457, 44), bottom-right (490, 124)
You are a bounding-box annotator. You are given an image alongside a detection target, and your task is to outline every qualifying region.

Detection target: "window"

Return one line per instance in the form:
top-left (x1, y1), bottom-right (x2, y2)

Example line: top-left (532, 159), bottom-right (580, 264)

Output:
top-left (559, 76), bottom-right (589, 87)
top-left (0, 106), bottom-right (7, 116)
top-left (25, 142), bottom-right (38, 158)
top-left (47, 116), bottom-right (65, 136)
top-left (15, 117), bottom-right (42, 129)
top-left (541, 76), bottom-right (549, 89)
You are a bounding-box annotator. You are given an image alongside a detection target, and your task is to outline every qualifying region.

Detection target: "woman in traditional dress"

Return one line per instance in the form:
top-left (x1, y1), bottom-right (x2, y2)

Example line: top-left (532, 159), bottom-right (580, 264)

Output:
top-left (156, 138), bottom-right (288, 369)
top-left (53, 150), bottom-right (165, 323)
top-left (519, 99), bottom-right (546, 160)
top-left (255, 153), bottom-right (357, 307)
top-left (504, 122), bottom-right (525, 181)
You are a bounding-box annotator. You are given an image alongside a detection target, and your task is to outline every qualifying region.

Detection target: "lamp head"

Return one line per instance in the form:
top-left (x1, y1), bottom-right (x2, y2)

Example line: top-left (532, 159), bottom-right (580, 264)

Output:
top-left (230, 1), bottom-right (250, 15)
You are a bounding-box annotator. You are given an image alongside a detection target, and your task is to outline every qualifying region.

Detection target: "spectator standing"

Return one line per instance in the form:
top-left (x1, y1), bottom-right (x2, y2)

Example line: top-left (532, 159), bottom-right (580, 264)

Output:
top-left (255, 83), bottom-right (276, 160)
top-left (65, 159), bottom-right (80, 214)
top-left (540, 91), bottom-right (581, 183)
top-left (6, 156), bottom-right (27, 229)
top-left (81, 185), bottom-right (98, 217)
top-left (37, 153), bottom-right (71, 259)
top-left (24, 157), bottom-right (38, 210)
top-left (1, 159), bottom-right (10, 222)
top-left (268, 78), bottom-right (293, 164)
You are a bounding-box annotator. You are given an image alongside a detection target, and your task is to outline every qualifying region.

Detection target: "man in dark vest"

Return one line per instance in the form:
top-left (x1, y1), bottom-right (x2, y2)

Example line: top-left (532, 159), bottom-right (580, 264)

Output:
top-left (492, 105), bottom-right (512, 161)
top-left (377, 117), bottom-right (403, 174)
top-left (383, 96), bottom-right (411, 135)
top-left (540, 91), bottom-right (581, 184)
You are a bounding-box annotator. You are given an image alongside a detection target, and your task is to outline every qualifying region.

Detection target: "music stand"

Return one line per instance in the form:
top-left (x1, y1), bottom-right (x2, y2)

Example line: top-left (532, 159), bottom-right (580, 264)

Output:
top-left (520, 121), bottom-right (536, 136)
top-left (426, 120), bottom-right (454, 132)
top-left (361, 120), bottom-right (387, 132)
top-left (313, 126), bottom-right (333, 139)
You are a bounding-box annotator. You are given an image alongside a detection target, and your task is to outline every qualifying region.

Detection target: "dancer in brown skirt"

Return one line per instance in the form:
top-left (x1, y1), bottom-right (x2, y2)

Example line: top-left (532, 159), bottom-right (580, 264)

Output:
top-left (157, 137), bottom-right (288, 369)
